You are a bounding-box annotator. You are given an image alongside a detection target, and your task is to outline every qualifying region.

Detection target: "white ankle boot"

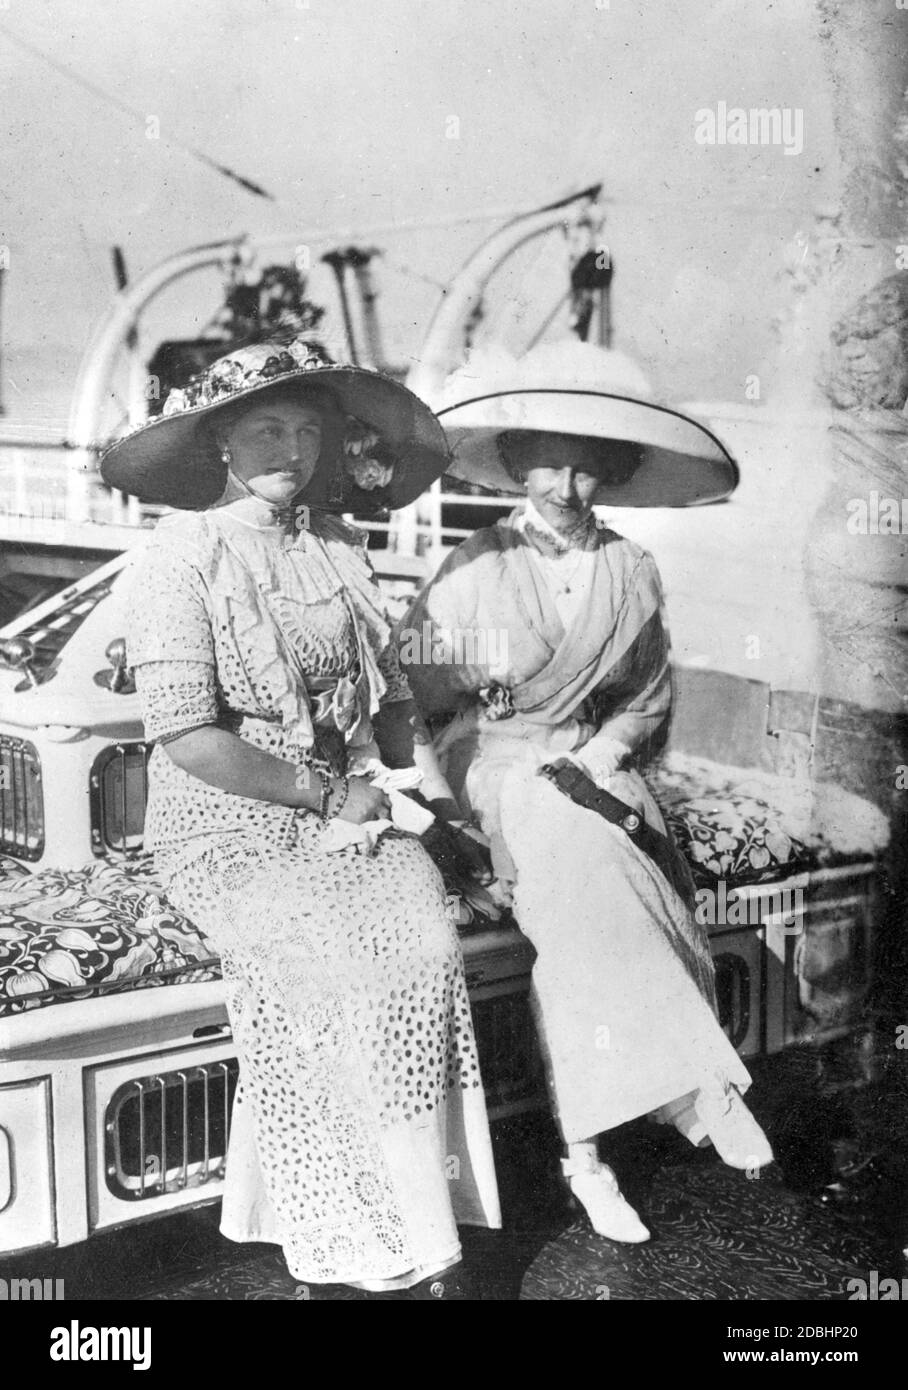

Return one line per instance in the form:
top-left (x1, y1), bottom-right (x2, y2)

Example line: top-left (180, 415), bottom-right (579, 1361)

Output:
top-left (561, 1154), bottom-right (650, 1243)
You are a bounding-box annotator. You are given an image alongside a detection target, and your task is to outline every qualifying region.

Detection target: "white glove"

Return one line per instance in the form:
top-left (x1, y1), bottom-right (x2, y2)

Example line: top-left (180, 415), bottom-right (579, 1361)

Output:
top-left (321, 758), bottom-right (435, 850)
top-left (345, 753), bottom-right (423, 792)
top-left (568, 736), bottom-right (631, 784)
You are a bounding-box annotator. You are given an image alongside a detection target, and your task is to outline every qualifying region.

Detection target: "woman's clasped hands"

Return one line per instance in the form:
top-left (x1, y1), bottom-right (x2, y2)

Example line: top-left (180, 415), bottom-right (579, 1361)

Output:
top-left (330, 775), bottom-right (391, 824)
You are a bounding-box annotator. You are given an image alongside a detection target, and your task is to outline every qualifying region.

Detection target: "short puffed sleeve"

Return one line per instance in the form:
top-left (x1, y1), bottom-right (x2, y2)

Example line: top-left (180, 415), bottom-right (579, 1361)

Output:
top-left (126, 541), bottom-right (219, 742)
top-left (126, 541), bottom-right (215, 668)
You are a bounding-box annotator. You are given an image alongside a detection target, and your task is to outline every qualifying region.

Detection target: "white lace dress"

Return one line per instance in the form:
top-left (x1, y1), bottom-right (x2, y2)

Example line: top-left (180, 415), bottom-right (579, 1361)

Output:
top-left (126, 507), bottom-right (501, 1288)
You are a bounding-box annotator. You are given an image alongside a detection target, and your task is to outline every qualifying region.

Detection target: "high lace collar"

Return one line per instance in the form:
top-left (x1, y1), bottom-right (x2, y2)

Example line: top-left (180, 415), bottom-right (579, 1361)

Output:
top-left (518, 499), bottom-right (597, 555)
top-left (215, 495), bottom-right (299, 534)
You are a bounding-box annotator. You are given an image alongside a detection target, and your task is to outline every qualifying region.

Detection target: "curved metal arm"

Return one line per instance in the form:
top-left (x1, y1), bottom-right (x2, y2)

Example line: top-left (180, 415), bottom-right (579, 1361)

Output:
top-left (406, 184), bottom-right (604, 404)
top-left (66, 237), bottom-right (253, 460)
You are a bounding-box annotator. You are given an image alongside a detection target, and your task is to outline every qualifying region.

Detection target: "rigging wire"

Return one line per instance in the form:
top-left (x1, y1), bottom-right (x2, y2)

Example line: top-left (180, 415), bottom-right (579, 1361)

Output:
top-left (0, 25), bottom-right (613, 389)
top-left (524, 290), bottom-right (572, 352)
top-left (0, 21), bottom-right (610, 310)
top-left (0, 21), bottom-right (275, 201)
top-left (380, 259), bottom-right (448, 292)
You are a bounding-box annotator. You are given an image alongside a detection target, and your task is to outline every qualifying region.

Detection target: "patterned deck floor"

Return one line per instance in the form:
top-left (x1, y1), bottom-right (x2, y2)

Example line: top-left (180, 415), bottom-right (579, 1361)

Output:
top-left (2, 1044), bottom-right (904, 1302)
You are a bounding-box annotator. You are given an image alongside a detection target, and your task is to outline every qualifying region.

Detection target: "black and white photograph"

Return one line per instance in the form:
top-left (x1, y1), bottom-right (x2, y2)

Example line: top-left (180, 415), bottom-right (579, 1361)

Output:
top-left (0, 0), bottom-right (905, 1349)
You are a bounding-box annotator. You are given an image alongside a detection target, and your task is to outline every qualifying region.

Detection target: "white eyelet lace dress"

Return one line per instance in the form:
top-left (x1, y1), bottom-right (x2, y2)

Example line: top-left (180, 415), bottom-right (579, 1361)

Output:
top-left (126, 507), bottom-right (501, 1288)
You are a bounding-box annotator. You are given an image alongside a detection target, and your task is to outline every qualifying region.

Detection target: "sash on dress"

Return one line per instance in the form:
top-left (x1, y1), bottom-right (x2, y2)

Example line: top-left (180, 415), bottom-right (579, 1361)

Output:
top-left (480, 515), bottom-right (665, 728)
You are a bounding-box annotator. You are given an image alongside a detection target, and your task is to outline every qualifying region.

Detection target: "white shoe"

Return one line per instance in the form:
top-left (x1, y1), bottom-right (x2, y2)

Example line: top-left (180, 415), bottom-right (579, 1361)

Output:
top-left (561, 1156), bottom-right (651, 1243)
top-left (695, 1086), bottom-right (774, 1171)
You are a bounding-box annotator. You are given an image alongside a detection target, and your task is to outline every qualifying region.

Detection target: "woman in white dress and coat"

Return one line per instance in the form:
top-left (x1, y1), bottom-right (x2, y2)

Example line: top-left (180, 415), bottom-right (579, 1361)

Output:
top-left (401, 344), bottom-right (774, 1243)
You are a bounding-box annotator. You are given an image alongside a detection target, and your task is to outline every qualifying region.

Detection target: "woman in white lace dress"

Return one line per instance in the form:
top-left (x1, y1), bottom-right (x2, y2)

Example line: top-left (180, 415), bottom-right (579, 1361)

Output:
top-left (101, 339), bottom-right (501, 1298)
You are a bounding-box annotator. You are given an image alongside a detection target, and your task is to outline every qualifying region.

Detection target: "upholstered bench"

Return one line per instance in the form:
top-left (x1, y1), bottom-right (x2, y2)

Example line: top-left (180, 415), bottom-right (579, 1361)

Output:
top-left (1, 746), bottom-right (888, 1023)
top-left (648, 751), bottom-right (888, 1058)
top-left (0, 856), bottom-right (220, 1017)
top-left (0, 731), bottom-right (889, 1259)
top-left (1, 748), bottom-right (887, 1072)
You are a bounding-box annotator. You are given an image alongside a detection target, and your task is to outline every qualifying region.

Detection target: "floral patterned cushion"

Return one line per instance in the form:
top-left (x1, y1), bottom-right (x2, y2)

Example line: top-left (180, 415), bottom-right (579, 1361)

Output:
top-left (659, 793), bottom-right (810, 886)
top-left (0, 857), bottom-right (220, 1016)
top-left (0, 762), bottom-right (811, 1018)
top-left (0, 841), bottom-right (503, 1016)
top-left (0, 854), bottom-right (33, 881)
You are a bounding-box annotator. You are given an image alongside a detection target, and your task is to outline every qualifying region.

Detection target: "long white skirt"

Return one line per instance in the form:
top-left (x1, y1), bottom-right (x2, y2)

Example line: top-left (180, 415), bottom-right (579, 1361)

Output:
top-left (166, 823), bottom-right (501, 1287)
top-left (441, 725), bottom-right (752, 1144)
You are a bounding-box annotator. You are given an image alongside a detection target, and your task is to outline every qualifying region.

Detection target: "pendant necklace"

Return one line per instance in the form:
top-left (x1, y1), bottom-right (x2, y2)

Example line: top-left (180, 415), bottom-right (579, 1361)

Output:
top-left (524, 509), bottom-right (594, 594)
top-left (556, 550), bottom-right (588, 595)
top-left (547, 526), bottom-right (594, 595)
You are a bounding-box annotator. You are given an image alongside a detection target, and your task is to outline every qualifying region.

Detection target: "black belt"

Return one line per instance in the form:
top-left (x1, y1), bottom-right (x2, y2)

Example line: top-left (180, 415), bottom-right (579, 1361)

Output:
top-left (539, 757), bottom-right (695, 908)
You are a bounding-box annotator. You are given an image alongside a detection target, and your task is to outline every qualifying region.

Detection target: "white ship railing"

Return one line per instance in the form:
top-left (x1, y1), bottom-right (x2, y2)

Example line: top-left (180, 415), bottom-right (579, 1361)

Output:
top-left (1, 187), bottom-right (607, 556)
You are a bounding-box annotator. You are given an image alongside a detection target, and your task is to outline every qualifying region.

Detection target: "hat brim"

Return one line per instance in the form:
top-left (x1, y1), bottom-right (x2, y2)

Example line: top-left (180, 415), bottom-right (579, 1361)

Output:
top-left (100, 365), bottom-right (451, 512)
top-left (438, 389), bottom-right (738, 507)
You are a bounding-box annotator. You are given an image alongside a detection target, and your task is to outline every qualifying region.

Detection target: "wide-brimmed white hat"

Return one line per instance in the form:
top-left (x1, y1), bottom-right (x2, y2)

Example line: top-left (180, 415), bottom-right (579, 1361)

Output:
top-left (435, 342), bottom-right (738, 507)
top-left (100, 337), bottom-right (450, 512)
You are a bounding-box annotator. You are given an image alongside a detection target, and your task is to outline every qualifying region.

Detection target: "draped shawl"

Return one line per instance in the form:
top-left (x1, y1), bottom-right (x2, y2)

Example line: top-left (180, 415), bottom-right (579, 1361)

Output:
top-left (403, 509), bottom-right (672, 754)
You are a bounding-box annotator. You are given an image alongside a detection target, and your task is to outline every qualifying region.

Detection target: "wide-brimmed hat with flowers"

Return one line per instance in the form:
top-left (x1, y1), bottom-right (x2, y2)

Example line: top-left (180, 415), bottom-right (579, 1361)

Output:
top-left (435, 342), bottom-right (738, 507)
top-left (100, 337), bottom-right (450, 511)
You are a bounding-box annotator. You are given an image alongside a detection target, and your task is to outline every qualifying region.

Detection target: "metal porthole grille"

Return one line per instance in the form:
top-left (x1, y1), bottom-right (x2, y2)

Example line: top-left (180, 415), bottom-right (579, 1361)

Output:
top-left (89, 741), bottom-right (151, 857)
top-left (104, 1060), bottom-right (239, 1200)
top-left (0, 735), bottom-right (44, 861)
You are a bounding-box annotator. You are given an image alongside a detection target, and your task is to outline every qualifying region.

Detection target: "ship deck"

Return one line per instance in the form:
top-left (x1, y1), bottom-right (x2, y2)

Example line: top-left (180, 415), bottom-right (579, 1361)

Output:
top-left (1, 1039), bottom-right (903, 1302)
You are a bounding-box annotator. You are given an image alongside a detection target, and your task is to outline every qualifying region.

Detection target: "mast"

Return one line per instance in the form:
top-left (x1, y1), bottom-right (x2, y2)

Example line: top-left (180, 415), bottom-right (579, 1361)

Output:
top-left (347, 247), bottom-right (391, 373)
top-left (321, 250), bottom-right (360, 366)
top-left (406, 183), bottom-right (604, 403)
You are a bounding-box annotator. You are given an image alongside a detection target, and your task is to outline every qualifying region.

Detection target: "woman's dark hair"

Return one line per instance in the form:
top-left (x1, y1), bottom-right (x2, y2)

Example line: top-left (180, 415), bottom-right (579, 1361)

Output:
top-left (205, 381), bottom-right (344, 447)
top-left (496, 429), bottom-right (644, 487)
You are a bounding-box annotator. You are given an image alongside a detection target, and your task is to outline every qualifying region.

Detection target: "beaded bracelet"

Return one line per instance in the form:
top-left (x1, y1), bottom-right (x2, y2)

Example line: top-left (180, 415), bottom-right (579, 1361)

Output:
top-left (327, 774), bottom-right (350, 820)
top-left (317, 771), bottom-right (332, 822)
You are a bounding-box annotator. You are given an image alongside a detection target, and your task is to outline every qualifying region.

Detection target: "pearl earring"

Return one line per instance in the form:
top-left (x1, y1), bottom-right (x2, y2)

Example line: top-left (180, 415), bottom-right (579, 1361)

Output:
top-left (221, 448), bottom-right (232, 465)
